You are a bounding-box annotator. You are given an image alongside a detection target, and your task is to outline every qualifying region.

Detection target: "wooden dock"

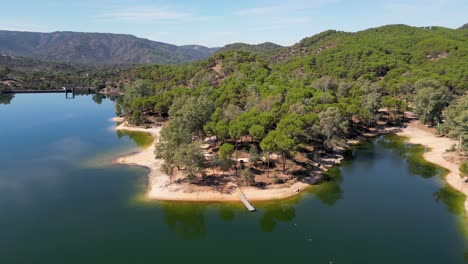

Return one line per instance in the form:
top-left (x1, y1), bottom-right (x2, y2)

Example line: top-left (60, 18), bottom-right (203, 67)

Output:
top-left (238, 189), bottom-right (256, 212)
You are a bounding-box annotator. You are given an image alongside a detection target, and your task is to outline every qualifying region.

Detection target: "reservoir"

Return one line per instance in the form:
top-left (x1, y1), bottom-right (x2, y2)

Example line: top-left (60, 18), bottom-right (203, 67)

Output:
top-left (0, 94), bottom-right (466, 263)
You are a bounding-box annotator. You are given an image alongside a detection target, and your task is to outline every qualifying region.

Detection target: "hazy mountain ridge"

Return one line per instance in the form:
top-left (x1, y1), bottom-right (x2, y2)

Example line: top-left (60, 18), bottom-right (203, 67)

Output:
top-left (0, 30), bottom-right (219, 65)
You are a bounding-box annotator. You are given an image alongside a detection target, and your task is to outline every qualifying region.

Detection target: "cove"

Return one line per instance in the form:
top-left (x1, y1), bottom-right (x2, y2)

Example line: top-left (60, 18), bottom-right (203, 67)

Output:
top-left (0, 94), bottom-right (466, 263)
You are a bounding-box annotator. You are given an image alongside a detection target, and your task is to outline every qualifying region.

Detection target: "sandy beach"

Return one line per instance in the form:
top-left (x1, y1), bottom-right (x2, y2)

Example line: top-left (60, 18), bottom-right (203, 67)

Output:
top-left (113, 121), bottom-right (311, 202)
top-left (397, 121), bottom-right (468, 215)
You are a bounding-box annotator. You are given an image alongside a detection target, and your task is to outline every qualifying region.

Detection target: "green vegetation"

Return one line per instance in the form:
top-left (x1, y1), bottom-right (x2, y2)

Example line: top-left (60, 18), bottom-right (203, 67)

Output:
top-left (414, 78), bottom-right (452, 126)
top-left (438, 93), bottom-right (468, 150)
top-left (0, 55), bottom-right (127, 91)
top-left (460, 161), bottom-right (468, 178)
top-left (217, 42), bottom-right (283, 60)
top-left (213, 143), bottom-right (236, 176)
top-left (117, 24), bottom-right (467, 183)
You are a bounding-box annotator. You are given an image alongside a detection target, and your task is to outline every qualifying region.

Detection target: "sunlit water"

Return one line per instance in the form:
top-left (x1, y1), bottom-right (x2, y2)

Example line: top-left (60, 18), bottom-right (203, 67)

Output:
top-left (0, 94), bottom-right (466, 263)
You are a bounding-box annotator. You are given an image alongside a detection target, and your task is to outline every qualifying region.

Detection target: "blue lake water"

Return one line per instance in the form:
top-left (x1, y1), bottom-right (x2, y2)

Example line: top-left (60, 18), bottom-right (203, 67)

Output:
top-left (0, 93), bottom-right (466, 263)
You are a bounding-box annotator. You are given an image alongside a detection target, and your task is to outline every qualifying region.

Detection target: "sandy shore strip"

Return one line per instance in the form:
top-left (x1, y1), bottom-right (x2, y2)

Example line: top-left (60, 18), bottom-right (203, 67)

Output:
top-left (113, 121), bottom-right (311, 202)
top-left (397, 122), bottom-right (468, 215)
top-left (112, 118), bottom-right (467, 208)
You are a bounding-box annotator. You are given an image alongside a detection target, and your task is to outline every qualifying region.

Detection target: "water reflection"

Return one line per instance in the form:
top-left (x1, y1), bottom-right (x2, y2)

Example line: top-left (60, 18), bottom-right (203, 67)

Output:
top-left (162, 203), bottom-right (206, 240)
top-left (92, 94), bottom-right (106, 104)
top-left (345, 140), bottom-right (380, 162)
top-left (116, 130), bottom-right (154, 148)
top-left (259, 203), bottom-right (296, 233)
top-left (378, 134), bottom-right (439, 178)
top-left (0, 94), bottom-right (14, 105)
top-left (380, 134), bottom-right (467, 246)
top-left (309, 166), bottom-right (344, 206)
top-left (434, 184), bottom-right (466, 215)
top-left (218, 206), bottom-right (235, 222)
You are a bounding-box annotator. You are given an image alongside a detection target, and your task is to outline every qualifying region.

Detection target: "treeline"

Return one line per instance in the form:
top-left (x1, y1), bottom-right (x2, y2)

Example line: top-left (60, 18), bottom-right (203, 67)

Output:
top-left (116, 24), bottom-right (467, 182)
top-left (0, 55), bottom-right (129, 91)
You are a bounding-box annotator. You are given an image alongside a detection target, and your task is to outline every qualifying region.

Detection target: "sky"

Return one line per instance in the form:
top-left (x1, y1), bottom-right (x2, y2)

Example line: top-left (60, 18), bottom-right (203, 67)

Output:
top-left (1, 0), bottom-right (467, 47)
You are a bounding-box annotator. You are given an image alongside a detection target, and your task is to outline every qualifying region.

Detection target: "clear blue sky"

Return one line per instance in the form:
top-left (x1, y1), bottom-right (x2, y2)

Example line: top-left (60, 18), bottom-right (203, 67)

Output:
top-left (1, 0), bottom-right (467, 47)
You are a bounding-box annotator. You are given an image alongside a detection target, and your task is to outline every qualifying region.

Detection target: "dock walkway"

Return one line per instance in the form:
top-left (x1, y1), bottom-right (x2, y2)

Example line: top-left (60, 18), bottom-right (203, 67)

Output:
top-left (238, 189), bottom-right (255, 212)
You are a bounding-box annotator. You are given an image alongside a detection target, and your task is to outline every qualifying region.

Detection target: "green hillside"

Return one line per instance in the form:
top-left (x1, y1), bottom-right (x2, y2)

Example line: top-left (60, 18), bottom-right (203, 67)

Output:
top-left (271, 25), bottom-right (467, 92)
top-left (217, 42), bottom-right (283, 58)
top-left (117, 25), bottom-right (467, 173)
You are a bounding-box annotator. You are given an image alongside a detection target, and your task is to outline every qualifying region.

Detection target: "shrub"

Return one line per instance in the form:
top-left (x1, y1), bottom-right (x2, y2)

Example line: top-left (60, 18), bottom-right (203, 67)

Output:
top-left (460, 161), bottom-right (468, 177)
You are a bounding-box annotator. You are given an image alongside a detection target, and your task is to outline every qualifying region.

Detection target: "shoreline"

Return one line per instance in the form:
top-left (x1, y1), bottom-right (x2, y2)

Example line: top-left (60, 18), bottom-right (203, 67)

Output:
top-left (397, 121), bottom-right (468, 215)
top-left (113, 121), bottom-right (311, 202)
top-left (112, 118), bottom-right (467, 211)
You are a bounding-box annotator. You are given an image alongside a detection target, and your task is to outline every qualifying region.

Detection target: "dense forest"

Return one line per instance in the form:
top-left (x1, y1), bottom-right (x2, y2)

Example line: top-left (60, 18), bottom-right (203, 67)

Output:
top-left (115, 24), bottom-right (467, 185)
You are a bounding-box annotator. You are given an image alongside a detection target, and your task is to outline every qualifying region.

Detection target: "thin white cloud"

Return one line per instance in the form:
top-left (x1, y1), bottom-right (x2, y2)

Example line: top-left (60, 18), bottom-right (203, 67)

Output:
top-left (236, 6), bottom-right (281, 16)
top-left (98, 7), bottom-right (216, 24)
top-left (236, 0), bottom-right (336, 16)
top-left (383, 3), bottom-right (420, 13)
top-left (99, 8), bottom-right (190, 21)
top-left (250, 17), bottom-right (311, 31)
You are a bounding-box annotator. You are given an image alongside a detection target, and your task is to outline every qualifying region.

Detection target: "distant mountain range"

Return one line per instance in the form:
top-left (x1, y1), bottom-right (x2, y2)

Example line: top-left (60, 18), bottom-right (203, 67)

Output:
top-left (1, 23), bottom-right (465, 67)
top-left (0, 30), bottom-right (220, 65)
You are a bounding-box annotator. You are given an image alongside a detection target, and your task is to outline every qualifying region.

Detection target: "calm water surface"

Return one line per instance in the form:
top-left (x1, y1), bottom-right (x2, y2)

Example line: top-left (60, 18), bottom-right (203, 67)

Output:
top-left (0, 94), bottom-right (466, 263)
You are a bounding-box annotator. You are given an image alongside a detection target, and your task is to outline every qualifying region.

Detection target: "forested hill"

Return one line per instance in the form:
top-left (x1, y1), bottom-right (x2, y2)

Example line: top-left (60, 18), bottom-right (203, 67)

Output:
top-left (271, 25), bottom-right (467, 92)
top-left (217, 42), bottom-right (283, 58)
top-left (118, 24), bottom-right (467, 166)
top-left (0, 30), bottom-right (219, 65)
top-left (125, 24), bottom-right (467, 95)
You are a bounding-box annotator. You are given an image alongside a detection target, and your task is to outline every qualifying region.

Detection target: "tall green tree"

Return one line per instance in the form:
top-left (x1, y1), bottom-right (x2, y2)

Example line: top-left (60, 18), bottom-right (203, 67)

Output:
top-left (170, 96), bottom-right (215, 138)
top-left (314, 107), bottom-right (348, 150)
top-left (174, 142), bottom-right (205, 183)
top-left (276, 113), bottom-right (304, 139)
top-left (229, 119), bottom-right (249, 155)
top-left (437, 94), bottom-right (468, 150)
top-left (414, 79), bottom-right (452, 126)
top-left (155, 123), bottom-right (192, 176)
top-left (260, 132), bottom-right (276, 177)
top-left (249, 124), bottom-right (265, 141)
top-left (261, 130), bottom-right (296, 174)
top-left (216, 143), bottom-right (235, 175)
